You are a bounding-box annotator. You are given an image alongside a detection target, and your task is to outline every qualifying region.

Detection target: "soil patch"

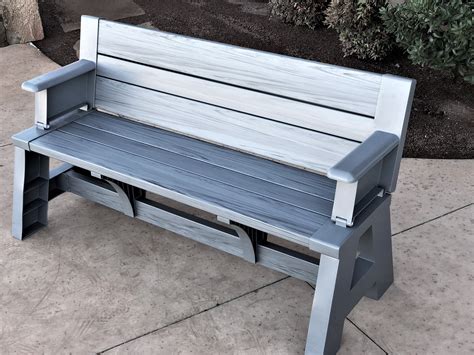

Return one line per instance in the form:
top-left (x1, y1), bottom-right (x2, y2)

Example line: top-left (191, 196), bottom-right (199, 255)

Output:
top-left (34, 0), bottom-right (473, 158)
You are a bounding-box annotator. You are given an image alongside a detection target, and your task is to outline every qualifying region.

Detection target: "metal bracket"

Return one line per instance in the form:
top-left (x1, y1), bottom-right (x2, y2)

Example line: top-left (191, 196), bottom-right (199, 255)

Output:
top-left (229, 221), bottom-right (268, 264)
top-left (335, 216), bottom-right (350, 228)
top-left (101, 177), bottom-right (145, 218)
top-left (227, 223), bottom-right (256, 263)
top-left (104, 180), bottom-right (135, 217)
top-left (218, 219), bottom-right (268, 264)
top-left (35, 122), bottom-right (50, 130)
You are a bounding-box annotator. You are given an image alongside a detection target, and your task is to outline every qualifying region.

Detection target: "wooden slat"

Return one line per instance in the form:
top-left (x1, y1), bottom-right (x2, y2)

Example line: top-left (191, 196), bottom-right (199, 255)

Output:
top-left (59, 122), bottom-right (334, 215)
top-left (98, 20), bottom-right (381, 116)
top-left (96, 55), bottom-right (375, 141)
top-left (30, 130), bottom-right (329, 244)
top-left (95, 78), bottom-right (358, 175)
top-left (76, 113), bottom-right (337, 201)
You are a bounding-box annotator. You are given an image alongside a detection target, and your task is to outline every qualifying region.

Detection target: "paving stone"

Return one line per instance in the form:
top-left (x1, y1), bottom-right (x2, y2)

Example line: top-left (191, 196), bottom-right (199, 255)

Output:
top-left (0, 44), bottom-right (58, 145)
top-left (349, 205), bottom-right (474, 354)
top-left (391, 158), bottom-right (474, 234)
top-left (55, 0), bottom-right (145, 33)
top-left (107, 278), bottom-right (384, 355)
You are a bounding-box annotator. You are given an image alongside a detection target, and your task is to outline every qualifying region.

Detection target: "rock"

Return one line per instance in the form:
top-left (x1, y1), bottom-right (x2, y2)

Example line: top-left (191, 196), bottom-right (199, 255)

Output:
top-left (0, 13), bottom-right (7, 47)
top-left (1, 0), bottom-right (44, 44)
top-left (138, 21), bottom-right (155, 30)
top-left (73, 39), bottom-right (80, 58)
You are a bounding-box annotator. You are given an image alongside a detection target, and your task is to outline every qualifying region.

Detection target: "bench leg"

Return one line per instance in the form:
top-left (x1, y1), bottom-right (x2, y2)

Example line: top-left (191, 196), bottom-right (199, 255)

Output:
top-left (12, 147), bottom-right (49, 240)
top-left (361, 204), bottom-right (394, 300)
top-left (305, 196), bottom-right (394, 354)
top-left (305, 239), bottom-right (358, 355)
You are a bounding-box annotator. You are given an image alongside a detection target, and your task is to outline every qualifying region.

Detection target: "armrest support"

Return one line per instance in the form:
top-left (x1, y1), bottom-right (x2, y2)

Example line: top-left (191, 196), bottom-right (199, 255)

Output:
top-left (328, 131), bottom-right (399, 184)
top-left (22, 60), bottom-right (95, 92)
top-left (328, 131), bottom-right (399, 227)
top-left (21, 60), bottom-right (96, 129)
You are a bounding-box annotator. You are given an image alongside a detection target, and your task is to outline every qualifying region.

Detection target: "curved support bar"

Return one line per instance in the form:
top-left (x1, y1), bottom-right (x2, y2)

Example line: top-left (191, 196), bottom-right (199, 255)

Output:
top-left (105, 180), bottom-right (135, 217)
top-left (328, 131), bottom-right (399, 183)
top-left (228, 224), bottom-right (256, 263)
top-left (22, 59), bottom-right (96, 92)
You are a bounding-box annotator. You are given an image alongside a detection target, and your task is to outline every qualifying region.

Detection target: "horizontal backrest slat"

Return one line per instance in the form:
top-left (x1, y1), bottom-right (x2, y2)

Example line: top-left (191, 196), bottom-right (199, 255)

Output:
top-left (95, 77), bottom-right (358, 175)
top-left (97, 20), bottom-right (382, 117)
top-left (96, 55), bottom-right (375, 141)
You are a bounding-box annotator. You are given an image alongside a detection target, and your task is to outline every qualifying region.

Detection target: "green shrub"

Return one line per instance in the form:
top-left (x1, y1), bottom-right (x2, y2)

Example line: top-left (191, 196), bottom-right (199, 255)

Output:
top-left (382, 0), bottom-right (474, 83)
top-left (270, 0), bottom-right (329, 29)
top-left (325, 0), bottom-right (393, 60)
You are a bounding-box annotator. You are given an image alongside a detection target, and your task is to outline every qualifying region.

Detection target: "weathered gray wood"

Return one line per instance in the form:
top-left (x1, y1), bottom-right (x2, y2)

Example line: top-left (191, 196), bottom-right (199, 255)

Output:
top-left (98, 20), bottom-right (381, 117)
top-left (29, 130), bottom-right (330, 245)
top-left (76, 113), bottom-right (337, 200)
top-left (59, 121), bottom-right (334, 215)
top-left (96, 55), bottom-right (375, 141)
top-left (95, 77), bottom-right (358, 175)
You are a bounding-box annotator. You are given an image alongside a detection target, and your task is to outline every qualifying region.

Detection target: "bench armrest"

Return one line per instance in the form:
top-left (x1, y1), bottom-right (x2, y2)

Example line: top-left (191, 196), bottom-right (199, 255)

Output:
top-left (328, 131), bottom-right (399, 184)
top-left (21, 60), bottom-right (96, 129)
top-left (22, 60), bottom-right (95, 93)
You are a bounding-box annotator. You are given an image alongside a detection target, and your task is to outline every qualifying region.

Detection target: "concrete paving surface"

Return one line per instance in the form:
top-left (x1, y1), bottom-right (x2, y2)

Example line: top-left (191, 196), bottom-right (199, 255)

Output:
top-left (0, 44), bottom-right (473, 354)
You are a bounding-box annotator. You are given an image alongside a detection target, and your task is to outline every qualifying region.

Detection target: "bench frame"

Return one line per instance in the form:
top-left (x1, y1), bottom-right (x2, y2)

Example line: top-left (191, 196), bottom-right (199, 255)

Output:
top-left (11, 16), bottom-right (415, 355)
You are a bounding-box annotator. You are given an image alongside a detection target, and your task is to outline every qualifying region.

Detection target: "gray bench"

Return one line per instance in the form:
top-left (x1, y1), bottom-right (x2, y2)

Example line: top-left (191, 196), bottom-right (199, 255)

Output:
top-left (11, 16), bottom-right (415, 354)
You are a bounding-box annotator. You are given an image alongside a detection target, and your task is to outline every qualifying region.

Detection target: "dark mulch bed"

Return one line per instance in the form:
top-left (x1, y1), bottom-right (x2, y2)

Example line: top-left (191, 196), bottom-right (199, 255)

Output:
top-left (34, 0), bottom-right (473, 159)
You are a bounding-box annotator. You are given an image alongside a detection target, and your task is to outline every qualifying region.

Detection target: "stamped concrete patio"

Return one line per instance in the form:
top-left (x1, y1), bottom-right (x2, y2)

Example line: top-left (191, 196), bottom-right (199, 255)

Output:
top-left (0, 44), bottom-right (473, 354)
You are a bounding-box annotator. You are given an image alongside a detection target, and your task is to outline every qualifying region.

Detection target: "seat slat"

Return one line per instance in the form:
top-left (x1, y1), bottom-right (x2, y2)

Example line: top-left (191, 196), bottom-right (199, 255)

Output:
top-left (95, 77), bottom-right (358, 175)
top-left (96, 55), bottom-right (375, 141)
top-left (76, 112), bottom-right (336, 201)
top-left (30, 128), bottom-right (329, 244)
top-left (59, 122), bottom-right (334, 215)
top-left (98, 20), bottom-right (381, 117)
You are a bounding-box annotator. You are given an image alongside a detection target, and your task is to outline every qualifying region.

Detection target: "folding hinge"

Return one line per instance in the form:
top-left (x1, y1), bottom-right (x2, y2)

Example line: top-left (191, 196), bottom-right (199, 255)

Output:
top-left (90, 171), bottom-right (102, 179)
top-left (35, 122), bottom-right (50, 130)
top-left (335, 216), bottom-right (350, 228)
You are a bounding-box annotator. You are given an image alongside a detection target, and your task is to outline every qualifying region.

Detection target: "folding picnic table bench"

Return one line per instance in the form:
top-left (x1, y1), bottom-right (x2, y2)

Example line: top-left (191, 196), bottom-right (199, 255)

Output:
top-left (11, 16), bottom-right (415, 354)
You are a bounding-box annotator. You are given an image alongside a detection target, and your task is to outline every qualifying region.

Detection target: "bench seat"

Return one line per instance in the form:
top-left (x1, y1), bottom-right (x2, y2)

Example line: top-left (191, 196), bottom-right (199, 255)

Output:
top-left (27, 110), bottom-right (336, 245)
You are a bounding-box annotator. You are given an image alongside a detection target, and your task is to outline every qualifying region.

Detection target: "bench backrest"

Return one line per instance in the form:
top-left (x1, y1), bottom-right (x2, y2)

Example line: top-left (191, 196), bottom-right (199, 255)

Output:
top-left (80, 16), bottom-right (415, 191)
